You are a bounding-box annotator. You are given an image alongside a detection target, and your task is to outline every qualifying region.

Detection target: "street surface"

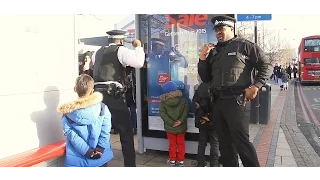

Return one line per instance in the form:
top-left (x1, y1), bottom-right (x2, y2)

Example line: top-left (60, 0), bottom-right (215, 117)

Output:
top-left (294, 81), bottom-right (320, 158)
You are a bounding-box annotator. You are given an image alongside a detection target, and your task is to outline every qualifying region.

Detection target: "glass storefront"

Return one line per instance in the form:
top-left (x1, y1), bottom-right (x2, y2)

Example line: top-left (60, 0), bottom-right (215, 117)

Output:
top-left (138, 14), bottom-right (234, 140)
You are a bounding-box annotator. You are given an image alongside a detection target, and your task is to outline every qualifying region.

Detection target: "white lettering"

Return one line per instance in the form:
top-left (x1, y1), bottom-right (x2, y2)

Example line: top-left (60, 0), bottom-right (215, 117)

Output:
top-left (164, 31), bottom-right (184, 37)
top-left (311, 104), bottom-right (320, 110)
top-left (164, 29), bottom-right (207, 36)
top-left (150, 96), bottom-right (160, 99)
top-left (159, 76), bottom-right (166, 82)
top-left (314, 98), bottom-right (320, 103)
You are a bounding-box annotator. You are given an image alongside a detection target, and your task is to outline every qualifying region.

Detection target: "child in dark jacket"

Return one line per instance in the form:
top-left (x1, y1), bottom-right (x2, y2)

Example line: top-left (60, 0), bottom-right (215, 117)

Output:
top-left (281, 68), bottom-right (290, 91)
top-left (277, 69), bottom-right (284, 90)
top-left (159, 81), bottom-right (189, 167)
top-left (192, 82), bottom-right (219, 167)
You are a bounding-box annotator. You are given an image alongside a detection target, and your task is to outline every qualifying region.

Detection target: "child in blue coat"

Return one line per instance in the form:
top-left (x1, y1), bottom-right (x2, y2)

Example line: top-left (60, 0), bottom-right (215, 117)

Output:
top-left (57, 74), bottom-right (114, 167)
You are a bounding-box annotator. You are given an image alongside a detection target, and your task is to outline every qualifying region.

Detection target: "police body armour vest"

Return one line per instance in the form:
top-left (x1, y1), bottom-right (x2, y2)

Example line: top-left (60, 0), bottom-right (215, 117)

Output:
top-left (209, 38), bottom-right (253, 89)
top-left (93, 45), bottom-right (125, 84)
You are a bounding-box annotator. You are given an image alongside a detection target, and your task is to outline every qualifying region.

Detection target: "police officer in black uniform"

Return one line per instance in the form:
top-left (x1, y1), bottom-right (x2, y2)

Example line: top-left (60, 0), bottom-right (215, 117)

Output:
top-left (198, 15), bottom-right (273, 167)
top-left (93, 30), bottom-right (145, 167)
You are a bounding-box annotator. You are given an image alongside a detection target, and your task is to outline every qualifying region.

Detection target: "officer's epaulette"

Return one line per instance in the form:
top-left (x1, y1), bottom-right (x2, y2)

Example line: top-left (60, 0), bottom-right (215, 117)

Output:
top-left (237, 37), bottom-right (254, 45)
top-left (211, 48), bottom-right (217, 56)
top-left (101, 46), bottom-right (107, 53)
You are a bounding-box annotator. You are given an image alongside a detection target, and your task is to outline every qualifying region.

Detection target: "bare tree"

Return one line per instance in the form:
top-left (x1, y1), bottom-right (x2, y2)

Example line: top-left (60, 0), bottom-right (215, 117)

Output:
top-left (263, 30), bottom-right (280, 63)
top-left (236, 21), bottom-right (279, 63)
top-left (277, 40), bottom-right (296, 65)
top-left (237, 22), bottom-right (253, 41)
top-left (236, 22), bottom-right (273, 48)
top-left (139, 14), bottom-right (168, 35)
top-left (256, 22), bottom-right (273, 50)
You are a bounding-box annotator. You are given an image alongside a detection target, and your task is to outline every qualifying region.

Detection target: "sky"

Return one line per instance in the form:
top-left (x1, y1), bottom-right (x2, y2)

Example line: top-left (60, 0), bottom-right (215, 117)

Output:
top-left (78, 14), bottom-right (320, 50)
top-left (262, 14), bottom-right (320, 48)
top-left (77, 14), bottom-right (131, 38)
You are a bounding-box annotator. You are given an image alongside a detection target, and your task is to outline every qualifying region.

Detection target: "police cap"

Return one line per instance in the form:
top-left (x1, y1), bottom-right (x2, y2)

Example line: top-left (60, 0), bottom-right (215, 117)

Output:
top-left (106, 30), bottom-right (126, 39)
top-left (151, 38), bottom-right (166, 46)
top-left (211, 15), bottom-right (236, 29)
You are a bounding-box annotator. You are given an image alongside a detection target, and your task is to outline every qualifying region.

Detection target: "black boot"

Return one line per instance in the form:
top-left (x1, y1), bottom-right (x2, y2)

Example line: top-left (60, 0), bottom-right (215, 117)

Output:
top-left (210, 163), bottom-right (220, 167)
top-left (197, 161), bottom-right (207, 167)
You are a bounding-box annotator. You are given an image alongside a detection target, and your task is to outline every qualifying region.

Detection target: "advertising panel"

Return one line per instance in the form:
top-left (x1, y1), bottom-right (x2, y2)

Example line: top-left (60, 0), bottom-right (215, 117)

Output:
top-left (139, 14), bottom-right (227, 134)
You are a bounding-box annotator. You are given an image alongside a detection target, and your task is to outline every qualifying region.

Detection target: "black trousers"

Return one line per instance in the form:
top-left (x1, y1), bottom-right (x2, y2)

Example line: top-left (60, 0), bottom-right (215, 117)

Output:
top-left (213, 98), bottom-right (260, 167)
top-left (100, 92), bottom-right (136, 167)
top-left (197, 128), bottom-right (219, 165)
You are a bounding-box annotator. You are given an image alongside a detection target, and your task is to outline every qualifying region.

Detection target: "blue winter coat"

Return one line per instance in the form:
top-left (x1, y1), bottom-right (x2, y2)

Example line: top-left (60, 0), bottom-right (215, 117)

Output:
top-left (57, 92), bottom-right (114, 167)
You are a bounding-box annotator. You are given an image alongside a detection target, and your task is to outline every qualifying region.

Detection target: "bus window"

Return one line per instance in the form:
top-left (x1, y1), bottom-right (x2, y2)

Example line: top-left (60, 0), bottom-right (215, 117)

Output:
top-left (304, 38), bottom-right (320, 52)
top-left (305, 57), bottom-right (320, 65)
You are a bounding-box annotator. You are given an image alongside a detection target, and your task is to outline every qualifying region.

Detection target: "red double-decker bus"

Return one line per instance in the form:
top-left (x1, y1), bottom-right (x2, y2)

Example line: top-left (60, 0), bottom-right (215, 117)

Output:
top-left (298, 35), bottom-right (320, 84)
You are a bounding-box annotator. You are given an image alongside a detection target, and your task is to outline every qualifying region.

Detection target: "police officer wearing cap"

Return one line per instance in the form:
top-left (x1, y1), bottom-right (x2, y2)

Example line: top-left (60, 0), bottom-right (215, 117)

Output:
top-left (148, 38), bottom-right (188, 95)
top-left (147, 38), bottom-right (171, 98)
top-left (93, 30), bottom-right (145, 167)
top-left (198, 15), bottom-right (273, 167)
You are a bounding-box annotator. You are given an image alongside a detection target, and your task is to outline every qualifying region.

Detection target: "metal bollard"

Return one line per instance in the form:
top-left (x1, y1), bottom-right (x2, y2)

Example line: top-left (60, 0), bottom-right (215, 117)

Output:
top-left (259, 83), bottom-right (272, 124)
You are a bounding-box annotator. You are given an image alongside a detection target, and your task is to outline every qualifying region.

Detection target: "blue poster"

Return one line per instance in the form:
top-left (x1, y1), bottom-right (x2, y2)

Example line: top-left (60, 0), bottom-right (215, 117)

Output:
top-left (140, 14), bottom-right (218, 133)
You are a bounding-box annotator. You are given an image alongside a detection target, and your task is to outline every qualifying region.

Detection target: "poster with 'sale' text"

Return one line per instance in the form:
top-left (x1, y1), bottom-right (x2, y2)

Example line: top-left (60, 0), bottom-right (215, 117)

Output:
top-left (140, 14), bottom-right (218, 133)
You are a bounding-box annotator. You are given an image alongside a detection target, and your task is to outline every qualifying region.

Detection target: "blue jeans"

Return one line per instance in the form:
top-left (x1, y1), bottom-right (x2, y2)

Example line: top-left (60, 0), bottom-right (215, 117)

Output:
top-left (129, 103), bottom-right (137, 129)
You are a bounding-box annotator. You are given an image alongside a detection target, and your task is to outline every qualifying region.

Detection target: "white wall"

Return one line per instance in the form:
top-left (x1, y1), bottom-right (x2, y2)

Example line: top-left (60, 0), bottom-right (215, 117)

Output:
top-left (0, 15), bottom-right (78, 159)
top-left (78, 14), bottom-right (132, 38)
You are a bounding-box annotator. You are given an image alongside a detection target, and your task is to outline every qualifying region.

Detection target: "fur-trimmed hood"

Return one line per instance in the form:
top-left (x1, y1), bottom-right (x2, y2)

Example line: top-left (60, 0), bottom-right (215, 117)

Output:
top-left (57, 92), bottom-right (103, 114)
top-left (159, 90), bottom-right (183, 107)
top-left (60, 91), bottom-right (114, 167)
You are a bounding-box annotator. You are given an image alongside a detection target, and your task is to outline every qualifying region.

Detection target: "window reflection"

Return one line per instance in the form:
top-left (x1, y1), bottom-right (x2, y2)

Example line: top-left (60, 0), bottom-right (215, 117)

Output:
top-left (305, 57), bottom-right (320, 65)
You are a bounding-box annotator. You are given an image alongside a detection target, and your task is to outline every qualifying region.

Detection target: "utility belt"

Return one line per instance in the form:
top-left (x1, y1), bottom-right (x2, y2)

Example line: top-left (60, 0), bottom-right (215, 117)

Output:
top-left (209, 86), bottom-right (246, 101)
top-left (94, 81), bottom-right (126, 99)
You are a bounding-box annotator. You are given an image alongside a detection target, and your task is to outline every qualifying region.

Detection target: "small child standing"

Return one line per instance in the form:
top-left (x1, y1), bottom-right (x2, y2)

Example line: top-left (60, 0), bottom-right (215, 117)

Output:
top-left (192, 81), bottom-right (219, 167)
top-left (281, 69), bottom-right (290, 91)
top-left (57, 74), bottom-right (114, 167)
top-left (277, 69), bottom-right (284, 90)
top-left (159, 81), bottom-right (189, 167)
